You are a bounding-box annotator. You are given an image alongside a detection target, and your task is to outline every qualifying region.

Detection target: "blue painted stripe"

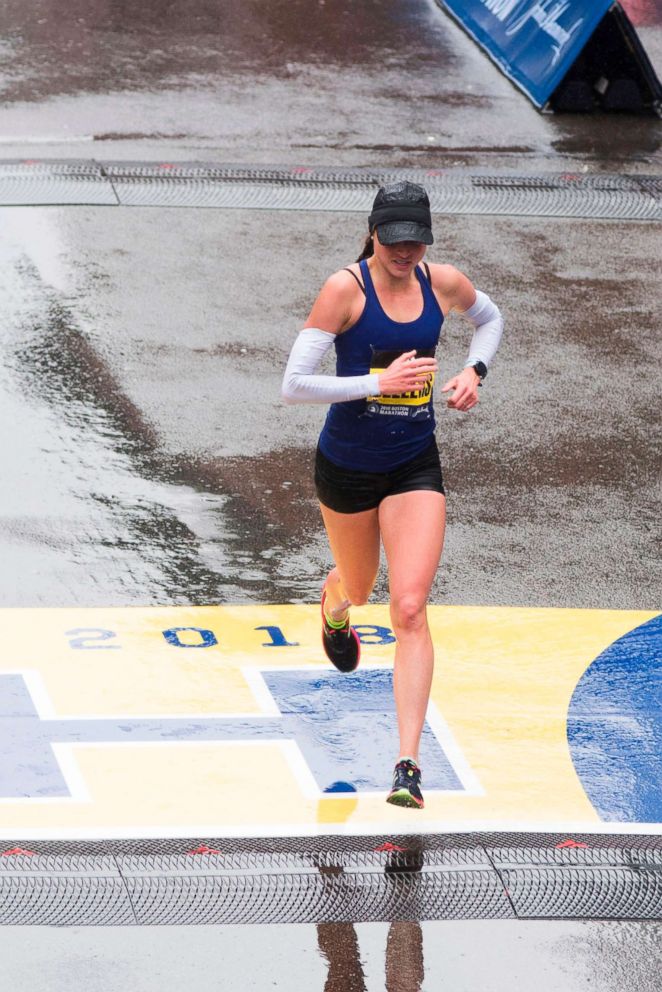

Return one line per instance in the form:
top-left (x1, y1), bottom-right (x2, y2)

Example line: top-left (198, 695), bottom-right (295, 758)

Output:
top-left (567, 613), bottom-right (662, 823)
top-left (263, 669), bottom-right (463, 793)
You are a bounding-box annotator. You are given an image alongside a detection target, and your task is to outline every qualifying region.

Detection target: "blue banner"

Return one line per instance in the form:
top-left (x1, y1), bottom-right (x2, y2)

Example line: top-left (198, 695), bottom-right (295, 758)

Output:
top-left (437, 0), bottom-right (614, 107)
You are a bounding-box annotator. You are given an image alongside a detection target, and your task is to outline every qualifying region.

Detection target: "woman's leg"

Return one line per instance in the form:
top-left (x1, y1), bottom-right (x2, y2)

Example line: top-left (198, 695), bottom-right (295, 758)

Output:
top-left (378, 490), bottom-right (446, 762)
top-left (319, 503), bottom-right (381, 618)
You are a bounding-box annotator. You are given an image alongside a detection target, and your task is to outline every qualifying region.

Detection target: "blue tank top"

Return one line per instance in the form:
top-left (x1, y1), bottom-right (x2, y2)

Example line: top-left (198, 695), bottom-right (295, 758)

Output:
top-left (318, 259), bottom-right (444, 471)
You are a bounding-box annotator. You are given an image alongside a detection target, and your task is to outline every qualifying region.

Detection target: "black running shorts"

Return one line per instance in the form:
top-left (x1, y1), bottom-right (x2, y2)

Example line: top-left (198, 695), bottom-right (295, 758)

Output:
top-left (314, 438), bottom-right (445, 514)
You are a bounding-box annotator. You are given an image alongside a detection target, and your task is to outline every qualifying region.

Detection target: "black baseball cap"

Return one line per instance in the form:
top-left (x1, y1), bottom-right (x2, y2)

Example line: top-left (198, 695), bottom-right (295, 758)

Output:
top-left (368, 181), bottom-right (434, 246)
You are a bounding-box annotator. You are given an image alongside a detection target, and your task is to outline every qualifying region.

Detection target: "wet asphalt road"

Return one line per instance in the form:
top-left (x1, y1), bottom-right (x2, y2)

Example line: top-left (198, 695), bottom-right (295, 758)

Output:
top-left (1, 919), bottom-right (661, 992)
top-left (1, 201), bottom-right (660, 609)
top-left (0, 0), bottom-right (661, 987)
top-left (0, 0), bottom-right (660, 611)
top-left (0, 0), bottom-right (659, 171)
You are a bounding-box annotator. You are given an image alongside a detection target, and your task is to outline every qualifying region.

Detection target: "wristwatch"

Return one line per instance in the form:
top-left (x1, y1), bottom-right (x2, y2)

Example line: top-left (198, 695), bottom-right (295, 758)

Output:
top-left (466, 360), bottom-right (487, 380)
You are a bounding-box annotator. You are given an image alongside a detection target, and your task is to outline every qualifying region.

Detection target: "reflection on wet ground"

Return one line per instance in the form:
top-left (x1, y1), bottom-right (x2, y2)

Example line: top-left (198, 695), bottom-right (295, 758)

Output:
top-left (314, 919), bottom-right (662, 992)
top-left (318, 922), bottom-right (424, 992)
top-left (1, 918), bottom-right (662, 991)
top-left (0, 0), bottom-right (457, 103)
top-left (0, 231), bottom-right (322, 606)
top-left (551, 121), bottom-right (662, 160)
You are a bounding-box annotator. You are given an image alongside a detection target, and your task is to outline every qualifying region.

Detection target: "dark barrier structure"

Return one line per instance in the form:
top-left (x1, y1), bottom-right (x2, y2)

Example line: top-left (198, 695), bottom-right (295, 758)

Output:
top-left (435, 0), bottom-right (662, 114)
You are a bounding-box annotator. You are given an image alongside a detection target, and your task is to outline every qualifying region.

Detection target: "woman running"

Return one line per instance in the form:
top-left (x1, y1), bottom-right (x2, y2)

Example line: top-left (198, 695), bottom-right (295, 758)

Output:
top-left (282, 181), bottom-right (503, 809)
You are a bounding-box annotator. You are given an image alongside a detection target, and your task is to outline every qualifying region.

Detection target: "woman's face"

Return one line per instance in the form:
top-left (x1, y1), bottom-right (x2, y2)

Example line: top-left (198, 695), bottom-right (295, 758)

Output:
top-left (372, 227), bottom-right (427, 279)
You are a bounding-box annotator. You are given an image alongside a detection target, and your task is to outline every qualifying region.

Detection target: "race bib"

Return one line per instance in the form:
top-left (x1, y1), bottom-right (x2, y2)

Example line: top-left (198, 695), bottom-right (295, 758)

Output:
top-left (365, 347), bottom-right (436, 420)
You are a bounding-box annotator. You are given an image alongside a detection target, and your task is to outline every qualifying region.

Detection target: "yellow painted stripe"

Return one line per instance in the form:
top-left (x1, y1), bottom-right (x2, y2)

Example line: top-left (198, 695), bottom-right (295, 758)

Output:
top-left (0, 605), bottom-right (657, 836)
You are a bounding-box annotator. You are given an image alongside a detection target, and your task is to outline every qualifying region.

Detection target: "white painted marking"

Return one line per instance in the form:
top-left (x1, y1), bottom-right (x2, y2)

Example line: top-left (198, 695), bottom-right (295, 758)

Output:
top-left (278, 740), bottom-right (322, 800)
top-left (49, 745), bottom-right (93, 804)
top-left (252, 665), bottom-right (482, 800)
top-left (0, 821), bottom-right (661, 841)
top-left (3, 667), bottom-right (659, 838)
top-left (241, 667), bottom-right (282, 717)
top-left (3, 668), bottom-right (279, 721)
top-left (17, 669), bottom-right (58, 719)
top-left (425, 700), bottom-right (484, 797)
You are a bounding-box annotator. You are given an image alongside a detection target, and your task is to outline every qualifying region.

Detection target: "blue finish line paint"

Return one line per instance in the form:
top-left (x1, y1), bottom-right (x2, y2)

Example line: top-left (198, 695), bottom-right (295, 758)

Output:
top-left (568, 613), bottom-right (662, 823)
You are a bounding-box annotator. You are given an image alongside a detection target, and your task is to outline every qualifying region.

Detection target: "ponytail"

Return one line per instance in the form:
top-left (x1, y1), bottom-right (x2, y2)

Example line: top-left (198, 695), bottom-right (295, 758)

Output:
top-left (356, 233), bottom-right (374, 262)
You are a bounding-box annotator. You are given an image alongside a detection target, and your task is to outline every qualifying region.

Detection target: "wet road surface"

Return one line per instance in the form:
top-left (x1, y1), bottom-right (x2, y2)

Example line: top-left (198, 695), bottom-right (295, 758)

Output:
top-left (0, 0), bottom-right (661, 987)
top-left (0, 0), bottom-right (659, 611)
top-left (0, 0), bottom-right (659, 171)
top-left (1, 919), bottom-right (661, 991)
top-left (0, 202), bottom-right (659, 609)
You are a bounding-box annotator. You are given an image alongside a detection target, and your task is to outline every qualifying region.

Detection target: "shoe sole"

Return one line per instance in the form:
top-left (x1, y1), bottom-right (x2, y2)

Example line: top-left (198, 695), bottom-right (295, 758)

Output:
top-left (386, 788), bottom-right (424, 809)
top-left (321, 588), bottom-right (361, 672)
top-left (321, 627), bottom-right (361, 673)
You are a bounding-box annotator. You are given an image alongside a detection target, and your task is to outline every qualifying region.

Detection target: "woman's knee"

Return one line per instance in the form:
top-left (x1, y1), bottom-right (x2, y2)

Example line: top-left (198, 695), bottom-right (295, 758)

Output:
top-left (390, 593), bottom-right (428, 633)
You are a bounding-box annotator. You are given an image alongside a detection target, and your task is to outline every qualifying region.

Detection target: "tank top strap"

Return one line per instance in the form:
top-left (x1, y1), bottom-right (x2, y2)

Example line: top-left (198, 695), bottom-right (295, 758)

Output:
top-left (359, 258), bottom-right (378, 302)
top-left (416, 263), bottom-right (442, 317)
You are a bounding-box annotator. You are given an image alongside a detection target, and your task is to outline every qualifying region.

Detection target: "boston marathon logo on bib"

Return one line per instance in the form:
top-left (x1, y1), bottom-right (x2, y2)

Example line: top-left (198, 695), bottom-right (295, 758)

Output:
top-left (366, 347), bottom-right (436, 420)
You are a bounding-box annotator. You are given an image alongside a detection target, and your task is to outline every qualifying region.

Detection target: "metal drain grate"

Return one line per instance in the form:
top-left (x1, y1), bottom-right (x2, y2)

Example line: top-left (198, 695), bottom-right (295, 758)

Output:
top-left (0, 160), bottom-right (659, 219)
top-left (1, 833), bottom-right (660, 925)
top-left (501, 866), bottom-right (662, 919)
top-left (0, 160), bottom-right (118, 206)
top-left (0, 853), bottom-right (134, 925)
top-left (120, 864), bottom-right (509, 926)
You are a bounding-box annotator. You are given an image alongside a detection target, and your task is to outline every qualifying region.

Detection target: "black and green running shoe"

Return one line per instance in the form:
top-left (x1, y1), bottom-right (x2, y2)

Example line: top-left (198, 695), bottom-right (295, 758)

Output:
top-left (386, 759), bottom-right (424, 809)
top-left (321, 589), bottom-right (360, 673)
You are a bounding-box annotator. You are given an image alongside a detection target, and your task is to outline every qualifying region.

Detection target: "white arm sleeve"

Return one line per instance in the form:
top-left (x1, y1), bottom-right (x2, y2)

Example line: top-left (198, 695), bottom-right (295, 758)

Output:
top-left (281, 327), bottom-right (380, 405)
top-left (461, 290), bottom-right (504, 369)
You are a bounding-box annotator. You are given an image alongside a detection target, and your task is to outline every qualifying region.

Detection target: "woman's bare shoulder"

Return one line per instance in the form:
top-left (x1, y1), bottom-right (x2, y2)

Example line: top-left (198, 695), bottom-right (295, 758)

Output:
top-left (425, 262), bottom-right (465, 292)
top-left (305, 266), bottom-right (365, 333)
top-left (426, 263), bottom-right (476, 311)
top-left (320, 265), bottom-right (364, 294)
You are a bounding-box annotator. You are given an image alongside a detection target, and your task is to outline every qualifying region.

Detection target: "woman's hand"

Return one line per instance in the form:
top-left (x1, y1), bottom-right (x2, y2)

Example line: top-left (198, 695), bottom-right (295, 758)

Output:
top-left (378, 350), bottom-right (438, 396)
top-left (441, 367), bottom-right (480, 412)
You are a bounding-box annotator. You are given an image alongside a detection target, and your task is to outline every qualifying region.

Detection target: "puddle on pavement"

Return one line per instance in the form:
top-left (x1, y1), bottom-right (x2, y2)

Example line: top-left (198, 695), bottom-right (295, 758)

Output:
top-left (551, 119), bottom-right (661, 164)
top-left (0, 0), bottom-right (458, 103)
top-left (1, 918), bottom-right (661, 991)
top-left (0, 236), bottom-right (324, 607)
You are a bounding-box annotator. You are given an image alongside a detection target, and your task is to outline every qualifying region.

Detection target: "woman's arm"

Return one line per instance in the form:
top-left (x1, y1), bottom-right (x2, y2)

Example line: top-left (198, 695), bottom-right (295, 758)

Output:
top-left (303, 269), bottom-right (361, 335)
top-left (282, 271), bottom-right (437, 405)
top-left (429, 264), bottom-right (504, 412)
top-left (281, 327), bottom-right (380, 404)
top-left (282, 271), bottom-right (377, 404)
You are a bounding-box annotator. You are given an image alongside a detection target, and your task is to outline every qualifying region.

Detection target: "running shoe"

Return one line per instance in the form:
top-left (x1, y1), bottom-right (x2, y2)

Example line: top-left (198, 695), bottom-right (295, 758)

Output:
top-left (386, 759), bottom-right (424, 809)
top-left (321, 588), bottom-right (360, 673)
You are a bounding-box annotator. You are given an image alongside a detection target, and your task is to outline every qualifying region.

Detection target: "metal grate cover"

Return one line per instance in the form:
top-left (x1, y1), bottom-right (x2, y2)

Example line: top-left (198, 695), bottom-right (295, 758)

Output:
top-left (0, 160), bottom-right (659, 219)
top-left (501, 866), bottom-right (662, 919)
top-left (1, 833), bottom-right (660, 925)
top-left (0, 160), bottom-right (118, 206)
top-left (0, 853), bottom-right (134, 925)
